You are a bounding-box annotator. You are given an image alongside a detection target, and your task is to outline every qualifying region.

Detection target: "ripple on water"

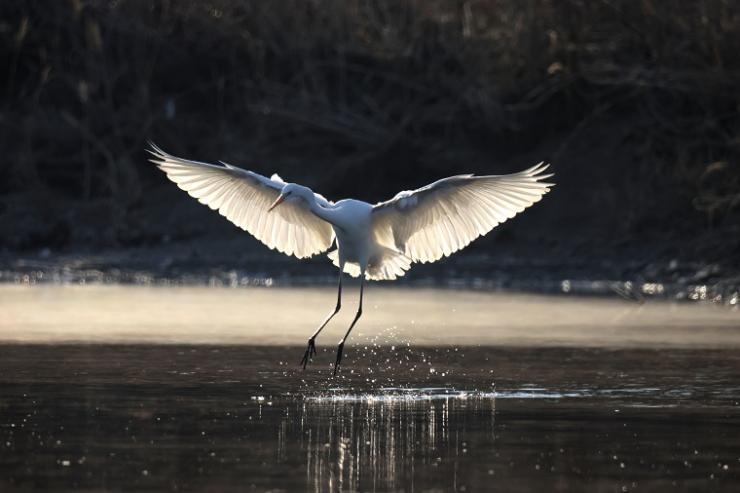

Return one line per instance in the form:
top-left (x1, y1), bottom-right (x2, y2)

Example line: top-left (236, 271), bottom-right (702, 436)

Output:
top-left (299, 386), bottom-right (645, 402)
top-left (303, 387), bottom-right (495, 403)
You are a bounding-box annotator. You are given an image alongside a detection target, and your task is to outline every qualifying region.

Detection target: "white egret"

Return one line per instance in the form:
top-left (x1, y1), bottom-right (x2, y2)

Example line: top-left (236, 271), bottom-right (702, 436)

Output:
top-left (148, 143), bottom-right (554, 374)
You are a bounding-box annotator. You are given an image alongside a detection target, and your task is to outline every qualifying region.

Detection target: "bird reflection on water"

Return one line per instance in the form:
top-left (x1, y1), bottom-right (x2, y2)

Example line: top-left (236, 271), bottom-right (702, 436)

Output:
top-left (280, 390), bottom-right (496, 492)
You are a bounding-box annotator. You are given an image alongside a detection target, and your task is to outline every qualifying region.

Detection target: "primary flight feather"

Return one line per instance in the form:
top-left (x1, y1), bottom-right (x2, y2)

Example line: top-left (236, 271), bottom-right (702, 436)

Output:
top-left (148, 143), bottom-right (554, 374)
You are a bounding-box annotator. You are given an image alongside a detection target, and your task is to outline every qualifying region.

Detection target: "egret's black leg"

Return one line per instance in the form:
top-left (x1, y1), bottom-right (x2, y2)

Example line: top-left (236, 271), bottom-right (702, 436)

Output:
top-left (300, 271), bottom-right (342, 369)
top-left (334, 277), bottom-right (364, 376)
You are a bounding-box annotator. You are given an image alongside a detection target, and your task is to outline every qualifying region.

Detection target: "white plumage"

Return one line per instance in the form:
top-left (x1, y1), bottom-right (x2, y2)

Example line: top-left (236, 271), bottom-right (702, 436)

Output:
top-left (148, 142), bottom-right (554, 373)
top-left (372, 164), bottom-right (553, 266)
top-left (150, 143), bottom-right (334, 259)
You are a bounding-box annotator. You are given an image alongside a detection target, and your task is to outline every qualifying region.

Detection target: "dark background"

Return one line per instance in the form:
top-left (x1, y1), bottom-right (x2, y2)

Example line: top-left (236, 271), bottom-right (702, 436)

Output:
top-left (1, 0), bottom-right (738, 288)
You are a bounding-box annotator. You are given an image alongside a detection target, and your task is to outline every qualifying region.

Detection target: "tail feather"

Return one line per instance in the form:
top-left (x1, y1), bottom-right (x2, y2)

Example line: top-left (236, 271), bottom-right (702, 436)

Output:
top-left (327, 247), bottom-right (411, 281)
top-left (367, 246), bottom-right (411, 280)
top-left (327, 250), bottom-right (362, 278)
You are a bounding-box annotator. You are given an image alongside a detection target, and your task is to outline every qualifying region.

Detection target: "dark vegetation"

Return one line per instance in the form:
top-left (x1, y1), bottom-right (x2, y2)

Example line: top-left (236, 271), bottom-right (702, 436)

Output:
top-left (0, 0), bottom-right (738, 287)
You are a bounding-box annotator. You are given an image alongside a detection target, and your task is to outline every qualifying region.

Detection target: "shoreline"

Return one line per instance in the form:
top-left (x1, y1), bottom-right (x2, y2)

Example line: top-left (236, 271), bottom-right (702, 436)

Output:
top-left (2, 244), bottom-right (738, 306)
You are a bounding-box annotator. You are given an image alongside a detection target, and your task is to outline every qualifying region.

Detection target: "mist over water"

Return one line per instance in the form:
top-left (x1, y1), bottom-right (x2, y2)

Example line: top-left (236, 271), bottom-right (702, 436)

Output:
top-left (1, 285), bottom-right (737, 346)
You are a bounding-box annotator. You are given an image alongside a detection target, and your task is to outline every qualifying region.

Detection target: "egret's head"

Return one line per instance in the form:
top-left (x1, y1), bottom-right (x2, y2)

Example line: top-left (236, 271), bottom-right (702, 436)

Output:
top-left (268, 183), bottom-right (310, 212)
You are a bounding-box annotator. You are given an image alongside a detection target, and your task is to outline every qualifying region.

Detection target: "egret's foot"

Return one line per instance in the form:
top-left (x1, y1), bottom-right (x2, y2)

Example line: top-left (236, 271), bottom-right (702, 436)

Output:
top-left (300, 338), bottom-right (317, 369)
top-left (333, 342), bottom-right (345, 376)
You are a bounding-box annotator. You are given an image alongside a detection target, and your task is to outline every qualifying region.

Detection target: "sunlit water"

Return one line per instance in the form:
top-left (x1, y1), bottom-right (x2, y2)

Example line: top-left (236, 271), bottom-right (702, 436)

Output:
top-left (0, 286), bottom-right (739, 491)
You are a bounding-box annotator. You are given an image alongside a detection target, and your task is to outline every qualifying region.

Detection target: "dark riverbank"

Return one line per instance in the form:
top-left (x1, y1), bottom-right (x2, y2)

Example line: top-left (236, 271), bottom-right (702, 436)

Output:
top-left (1, 1), bottom-right (739, 303)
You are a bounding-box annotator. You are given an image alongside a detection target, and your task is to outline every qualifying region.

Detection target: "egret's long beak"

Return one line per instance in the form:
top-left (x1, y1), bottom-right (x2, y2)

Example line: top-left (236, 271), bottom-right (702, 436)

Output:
top-left (268, 194), bottom-right (286, 212)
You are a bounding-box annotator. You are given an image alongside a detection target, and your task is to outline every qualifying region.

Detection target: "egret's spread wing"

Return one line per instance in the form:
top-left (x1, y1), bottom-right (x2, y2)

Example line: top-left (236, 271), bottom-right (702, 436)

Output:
top-left (372, 163), bottom-right (554, 263)
top-left (149, 143), bottom-right (335, 259)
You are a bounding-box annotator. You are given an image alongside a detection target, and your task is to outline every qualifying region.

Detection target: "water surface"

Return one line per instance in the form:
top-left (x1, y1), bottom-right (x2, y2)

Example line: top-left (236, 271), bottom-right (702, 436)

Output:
top-left (0, 286), bottom-right (738, 491)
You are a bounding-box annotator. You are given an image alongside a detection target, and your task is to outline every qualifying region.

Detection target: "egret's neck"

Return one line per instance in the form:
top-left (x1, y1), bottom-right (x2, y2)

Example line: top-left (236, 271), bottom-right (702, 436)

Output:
top-left (294, 189), bottom-right (337, 226)
top-left (307, 197), bottom-right (337, 225)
